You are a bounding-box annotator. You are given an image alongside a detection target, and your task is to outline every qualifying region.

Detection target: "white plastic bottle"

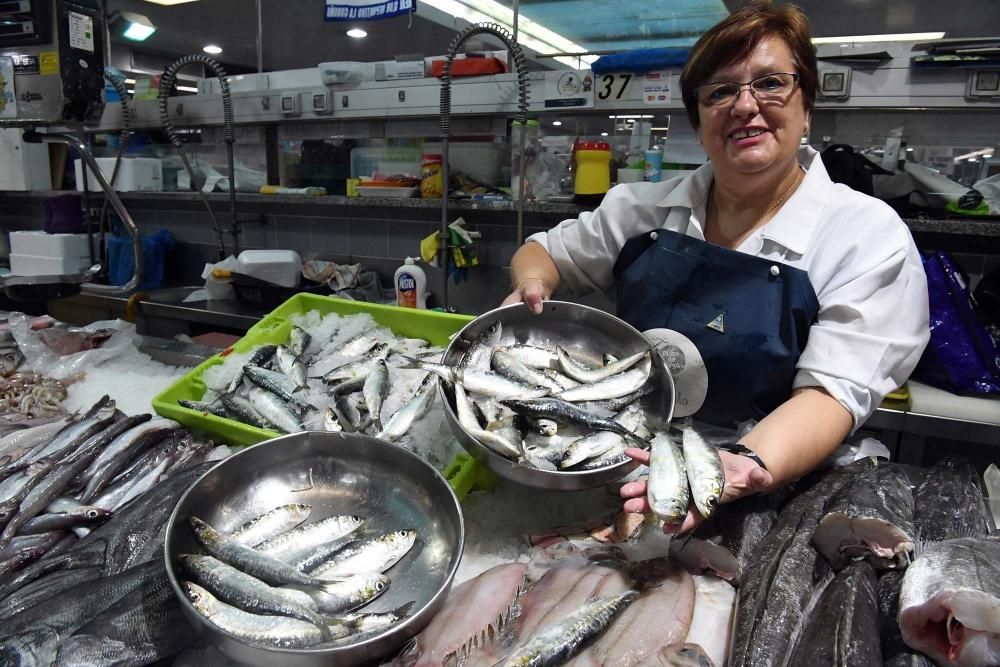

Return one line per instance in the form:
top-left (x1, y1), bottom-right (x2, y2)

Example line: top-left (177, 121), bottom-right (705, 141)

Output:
top-left (395, 257), bottom-right (428, 309)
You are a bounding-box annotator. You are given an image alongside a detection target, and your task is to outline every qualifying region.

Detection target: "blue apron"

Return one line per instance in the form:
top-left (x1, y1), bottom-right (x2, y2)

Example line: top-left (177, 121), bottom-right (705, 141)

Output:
top-left (613, 229), bottom-right (819, 427)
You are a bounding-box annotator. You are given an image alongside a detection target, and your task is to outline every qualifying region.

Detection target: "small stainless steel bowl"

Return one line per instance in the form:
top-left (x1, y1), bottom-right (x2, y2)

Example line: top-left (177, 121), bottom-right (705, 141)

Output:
top-left (164, 431), bottom-right (464, 667)
top-left (439, 301), bottom-right (675, 491)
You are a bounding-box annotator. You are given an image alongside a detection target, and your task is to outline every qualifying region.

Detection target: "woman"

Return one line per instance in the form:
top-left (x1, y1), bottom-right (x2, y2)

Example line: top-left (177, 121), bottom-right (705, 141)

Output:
top-left (502, 0), bottom-right (930, 532)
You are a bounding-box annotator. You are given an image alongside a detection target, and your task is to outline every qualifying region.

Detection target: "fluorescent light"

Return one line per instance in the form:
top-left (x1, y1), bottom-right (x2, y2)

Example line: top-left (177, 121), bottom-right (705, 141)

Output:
top-left (651, 127), bottom-right (670, 131)
top-left (176, 85), bottom-right (199, 93)
top-left (419, 0), bottom-right (596, 68)
top-left (551, 121), bottom-right (562, 126)
top-left (203, 45), bottom-right (222, 55)
top-left (346, 28), bottom-right (367, 38)
top-left (609, 114), bottom-right (654, 119)
top-left (812, 32), bottom-right (945, 44)
top-left (123, 20), bottom-right (156, 41)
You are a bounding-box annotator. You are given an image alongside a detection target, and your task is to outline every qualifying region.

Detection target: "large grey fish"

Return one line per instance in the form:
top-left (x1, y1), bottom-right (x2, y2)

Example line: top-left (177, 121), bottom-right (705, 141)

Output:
top-left (245, 365), bottom-right (302, 403)
top-left (878, 569), bottom-right (934, 667)
top-left (731, 459), bottom-right (875, 667)
top-left (647, 432), bottom-right (689, 525)
top-left (0, 458), bottom-right (56, 533)
top-left (454, 383), bottom-right (520, 459)
top-left (179, 554), bottom-right (331, 633)
top-left (255, 514), bottom-right (365, 562)
top-left (190, 516), bottom-right (323, 587)
top-left (899, 537), bottom-right (1000, 666)
top-left (0, 566), bottom-right (100, 621)
top-left (377, 375), bottom-right (436, 442)
top-left (309, 529), bottom-right (417, 579)
top-left (363, 359), bottom-right (390, 430)
top-left (406, 359), bottom-right (549, 401)
top-left (220, 393), bottom-right (270, 430)
top-left (0, 418), bottom-right (69, 463)
top-left (229, 503), bottom-right (312, 547)
top-left (785, 561), bottom-right (882, 666)
top-left (812, 463), bottom-right (915, 570)
top-left (459, 321), bottom-right (502, 372)
top-left (552, 358), bottom-right (651, 403)
top-left (500, 590), bottom-right (639, 666)
top-left (913, 457), bottom-right (990, 542)
top-left (79, 421), bottom-right (180, 504)
top-left (275, 345), bottom-right (308, 389)
top-left (18, 506), bottom-right (112, 535)
top-left (501, 398), bottom-right (645, 445)
top-left (682, 426), bottom-right (725, 520)
top-left (228, 344), bottom-right (277, 393)
top-left (491, 349), bottom-right (564, 393)
top-left (289, 326), bottom-right (311, 358)
top-left (3, 396), bottom-right (116, 473)
top-left (556, 347), bottom-right (649, 384)
top-left (248, 388), bottom-right (303, 434)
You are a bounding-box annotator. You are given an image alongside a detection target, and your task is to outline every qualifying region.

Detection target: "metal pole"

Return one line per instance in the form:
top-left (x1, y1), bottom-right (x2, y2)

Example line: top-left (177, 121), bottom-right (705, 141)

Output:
top-left (439, 137), bottom-right (450, 310)
top-left (512, 0), bottom-right (519, 42)
top-left (256, 0), bottom-right (264, 73)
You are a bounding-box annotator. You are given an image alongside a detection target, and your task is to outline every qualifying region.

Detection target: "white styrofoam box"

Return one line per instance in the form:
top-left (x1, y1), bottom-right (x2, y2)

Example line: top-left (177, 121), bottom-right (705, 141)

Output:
top-left (319, 62), bottom-right (376, 85)
top-left (0, 128), bottom-right (52, 191)
top-left (374, 60), bottom-right (424, 81)
top-left (235, 250), bottom-right (302, 288)
top-left (9, 253), bottom-right (92, 277)
top-left (197, 73), bottom-right (271, 96)
top-left (9, 231), bottom-right (90, 259)
top-left (266, 68), bottom-right (323, 90)
top-left (75, 157), bottom-right (163, 192)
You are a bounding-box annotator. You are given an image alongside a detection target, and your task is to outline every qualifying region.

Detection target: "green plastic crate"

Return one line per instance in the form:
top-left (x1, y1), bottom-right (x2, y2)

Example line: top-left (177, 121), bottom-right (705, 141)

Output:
top-left (151, 293), bottom-right (473, 448)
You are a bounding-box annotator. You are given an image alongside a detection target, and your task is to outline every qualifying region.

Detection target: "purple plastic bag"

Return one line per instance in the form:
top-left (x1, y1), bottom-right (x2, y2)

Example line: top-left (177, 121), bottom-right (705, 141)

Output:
top-left (43, 195), bottom-right (84, 234)
top-left (912, 250), bottom-right (1000, 395)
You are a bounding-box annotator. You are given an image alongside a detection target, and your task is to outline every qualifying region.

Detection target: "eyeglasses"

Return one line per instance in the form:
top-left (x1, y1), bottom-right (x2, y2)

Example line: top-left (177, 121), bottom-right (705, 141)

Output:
top-left (695, 72), bottom-right (800, 108)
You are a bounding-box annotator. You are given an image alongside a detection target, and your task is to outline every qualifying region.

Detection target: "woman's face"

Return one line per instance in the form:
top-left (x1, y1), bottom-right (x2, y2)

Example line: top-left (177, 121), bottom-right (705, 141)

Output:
top-left (696, 36), bottom-right (808, 178)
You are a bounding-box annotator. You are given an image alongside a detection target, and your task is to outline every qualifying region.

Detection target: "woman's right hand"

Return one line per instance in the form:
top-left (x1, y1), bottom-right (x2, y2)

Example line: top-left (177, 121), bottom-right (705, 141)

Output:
top-left (502, 277), bottom-right (551, 314)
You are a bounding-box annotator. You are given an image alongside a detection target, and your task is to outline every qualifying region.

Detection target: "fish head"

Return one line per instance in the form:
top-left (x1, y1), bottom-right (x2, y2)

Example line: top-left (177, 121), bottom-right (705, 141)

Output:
top-left (80, 506), bottom-right (113, 521)
top-left (362, 573), bottom-right (391, 600)
top-left (389, 529), bottom-right (417, 549)
top-left (183, 582), bottom-right (211, 611)
top-left (0, 500), bottom-right (16, 522)
top-left (188, 517), bottom-right (220, 544)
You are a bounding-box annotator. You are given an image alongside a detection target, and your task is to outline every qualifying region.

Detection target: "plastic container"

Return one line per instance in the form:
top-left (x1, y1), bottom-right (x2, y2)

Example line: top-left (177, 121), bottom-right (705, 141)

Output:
top-left (9, 230), bottom-right (90, 258)
top-left (420, 154), bottom-right (443, 199)
top-left (395, 257), bottom-right (428, 309)
top-left (573, 140), bottom-right (612, 196)
top-left (644, 147), bottom-right (664, 183)
top-left (349, 146), bottom-right (422, 180)
top-left (150, 292), bottom-right (473, 447)
top-left (235, 250), bottom-right (302, 288)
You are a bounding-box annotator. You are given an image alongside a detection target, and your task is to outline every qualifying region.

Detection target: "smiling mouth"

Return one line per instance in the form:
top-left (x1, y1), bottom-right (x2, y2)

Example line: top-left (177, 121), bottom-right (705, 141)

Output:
top-left (730, 128), bottom-right (767, 140)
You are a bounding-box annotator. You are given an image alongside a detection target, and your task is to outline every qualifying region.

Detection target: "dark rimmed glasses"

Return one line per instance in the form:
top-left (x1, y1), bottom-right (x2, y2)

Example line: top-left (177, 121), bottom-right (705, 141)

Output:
top-left (695, 72), bottom-right (800, 108)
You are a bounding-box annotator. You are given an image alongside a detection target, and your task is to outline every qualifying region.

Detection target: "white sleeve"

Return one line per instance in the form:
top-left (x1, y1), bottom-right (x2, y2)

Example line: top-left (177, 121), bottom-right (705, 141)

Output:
top-left (526, 184), bottom-right (659, 295)
top-left (793, 224), bottom-right (930, 431)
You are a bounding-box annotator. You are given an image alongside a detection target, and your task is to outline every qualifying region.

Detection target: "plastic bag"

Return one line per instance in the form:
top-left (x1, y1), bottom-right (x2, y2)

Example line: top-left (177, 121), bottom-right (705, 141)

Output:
top-left (912, 250), bottom-right (1000, 395)
top-left (107, 228), bottom-right (176, 291)
top-left (9, 314), bottom-right (141, 381)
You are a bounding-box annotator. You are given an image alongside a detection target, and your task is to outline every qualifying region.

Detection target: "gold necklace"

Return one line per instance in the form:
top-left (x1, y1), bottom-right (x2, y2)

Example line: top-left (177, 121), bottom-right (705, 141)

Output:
top-left (708, 168), bottom-right (803, 246)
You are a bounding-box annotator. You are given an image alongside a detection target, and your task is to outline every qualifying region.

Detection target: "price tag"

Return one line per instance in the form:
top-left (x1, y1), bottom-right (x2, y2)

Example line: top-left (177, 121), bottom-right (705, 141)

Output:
top-left (594, 73), bottom-right (634, 102)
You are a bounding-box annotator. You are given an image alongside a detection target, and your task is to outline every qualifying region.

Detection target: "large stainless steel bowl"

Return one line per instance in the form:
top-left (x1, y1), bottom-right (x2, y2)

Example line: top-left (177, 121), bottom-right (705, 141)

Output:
top-left (164, 431), bottom-right (464, 667)
top-left (439, 301), bottom-right (675, 490)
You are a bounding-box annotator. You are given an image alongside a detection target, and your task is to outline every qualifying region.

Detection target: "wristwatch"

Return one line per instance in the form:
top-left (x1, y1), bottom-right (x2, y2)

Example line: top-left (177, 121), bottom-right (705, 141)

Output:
top-left (717, 442), bottom-right (768, 471)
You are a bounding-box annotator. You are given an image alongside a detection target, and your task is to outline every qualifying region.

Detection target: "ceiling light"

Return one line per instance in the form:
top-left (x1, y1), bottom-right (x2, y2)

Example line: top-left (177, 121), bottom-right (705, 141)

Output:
top-left (906, 147), bottom-right (914, 152)
top-left (176, 85), bottom-right (199, 93)
top-left (608, 115), bottom-right (654, 119)
top-left (346, 28), bottom-right (367, 39)
top-left (600, 132), bottom-right (609, 136)
top-left (203, 45), bottom-right (222, 55)
top-left (812, 32), bottom-right (945, 44)
top-left (552, 121), bottom-right (562, 126)
top-left (110, 11), bottom-right (156, 41)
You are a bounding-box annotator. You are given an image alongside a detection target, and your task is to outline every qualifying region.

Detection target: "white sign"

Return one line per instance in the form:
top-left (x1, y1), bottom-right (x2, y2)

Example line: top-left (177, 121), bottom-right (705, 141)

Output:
top-left (68, 12), bottom-right (94, 53)
top-left (324, 0), bottom-right (414, 21)
top-left (542, 70), bottom-right (594, 109)
top-left (642, 71), bottom-right (672, 105)
top-left (643, 328), bottom-right (708, 418)
top-left (0, 57), bottom-right (15, 119)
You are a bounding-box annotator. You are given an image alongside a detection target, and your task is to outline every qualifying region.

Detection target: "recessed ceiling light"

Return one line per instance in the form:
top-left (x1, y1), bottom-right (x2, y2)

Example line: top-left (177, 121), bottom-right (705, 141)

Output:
top-left (600, 132), bottom-right (609, 136)
top-left (346, 28), bottom-right (367, 39)
top-left (203, 45), bottom-right (222, 55)
top-left (552, 121), bottom-right (562, 126)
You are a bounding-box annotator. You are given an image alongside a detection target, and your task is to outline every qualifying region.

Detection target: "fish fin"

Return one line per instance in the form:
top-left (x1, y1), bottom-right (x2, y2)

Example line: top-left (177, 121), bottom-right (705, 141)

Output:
top-left (396, 355), bottom-right (424, 370)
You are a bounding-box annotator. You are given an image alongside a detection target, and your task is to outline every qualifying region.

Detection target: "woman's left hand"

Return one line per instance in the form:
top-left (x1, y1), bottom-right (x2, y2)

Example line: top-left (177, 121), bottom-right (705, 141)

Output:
top-left (619, 447), bottom-right (774, 534)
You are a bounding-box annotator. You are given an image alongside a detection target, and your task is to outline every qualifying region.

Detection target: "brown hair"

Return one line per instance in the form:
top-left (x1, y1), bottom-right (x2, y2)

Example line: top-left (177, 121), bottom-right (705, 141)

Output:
top-left (680, 0), bottom-right (818, 129)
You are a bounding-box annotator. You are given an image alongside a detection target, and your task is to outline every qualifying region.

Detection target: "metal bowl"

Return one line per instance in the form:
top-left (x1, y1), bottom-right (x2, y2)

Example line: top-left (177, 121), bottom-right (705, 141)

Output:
top-left (164, 431), bottom-right (465, 667)
top-left (439, 301), bottom-right (675, 490)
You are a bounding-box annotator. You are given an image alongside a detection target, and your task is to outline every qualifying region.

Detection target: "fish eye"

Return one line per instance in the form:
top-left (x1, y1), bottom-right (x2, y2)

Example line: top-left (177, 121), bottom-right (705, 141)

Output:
top-left (376, 581), bottom-right (387, 591)
top-left (398, 530), bottom-right (409, 537)
top-left (87, 509), bottom-right (100, 518)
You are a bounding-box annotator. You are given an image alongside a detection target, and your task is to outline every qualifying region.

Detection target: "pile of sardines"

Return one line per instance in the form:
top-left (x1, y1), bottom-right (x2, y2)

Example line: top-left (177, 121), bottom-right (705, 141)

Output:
top-left (0, 396), bottom-right (214, 576)
top-left (421, 321), bottom-right (657, 471)
top-left (178, 503), bottom-right (418, 649)
top-left (179, 317), bottom-right (443, 441)
top-left (665, 455), bottom-right (999, 666)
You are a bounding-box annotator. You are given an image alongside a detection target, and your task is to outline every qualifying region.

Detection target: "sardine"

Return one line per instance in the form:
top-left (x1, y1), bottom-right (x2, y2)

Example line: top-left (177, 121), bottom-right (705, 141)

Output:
top-left (335, 601), bottom-right (415, 642)
top-left (553, 359), bottom-right (651, 403)
top-left (255, 514), bottom-right (365, 562)
top-left (244, 365), bottom-right (301, 403)
top-left (492, 350), bottom-right (564, 393)
top-left (327, 376), bottom-right (366, 396)
top-left (229, 503), bottom-right (312, 547)
top-left (647, 432), bottom-right (689, 525)
top-left (455, 384), bottom-right (520, 459)
top-left (285, 572), bottom-right (390, 615)
top-left (219, 393), bottom-right (271, 430)
top-left (588, 385), bottom-right (655, 413)
top-left (557, 347), bottom-right (649, 384)
top-left (189, 516), bottom-right (323, 587)
top-left (275, 345), bottom-right (308, 389)
top-left (321, 344), bottom-right (390, 382)
top-left (378, 375), bottom-right (436, 442)
top-left (333, 394), bottom-right (365, 433)
top-left (459, 321), bottom-right (502, 372)
top-left (179, 554), bottom-right (331, 634)
top-left (248, 388), bottom-right (303, 434)
top-left (309, 529), bottom-right (416, 579)
top-left (363, 359), bottom-right (390, 430)
top-left (560, 432), bottom-right (626, 469)
top-left (500, 590), bottom-right (639, 666)
top-left (289, 326), bottom-right (311, 358)
top-left (501, 398), bottom-right (645, 445)
top-left (682, 427), bottom-right (725, 520)
top-left (534, 419), bottom-right (559, 436)
top-left (323, 408), bottom-right (343, 432)
top-left (228, 345), bottom-right (277, 393)
top-left (339, 334), bottom-right (380, 358)
top-left (178, 399), bottom-right (228, 417)
top-left (542, 369), bottom-right (580, 390)
top-left (406, 359), bottom-right (550, 401)
top-left (497, 344), bottom-right (559, 370)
